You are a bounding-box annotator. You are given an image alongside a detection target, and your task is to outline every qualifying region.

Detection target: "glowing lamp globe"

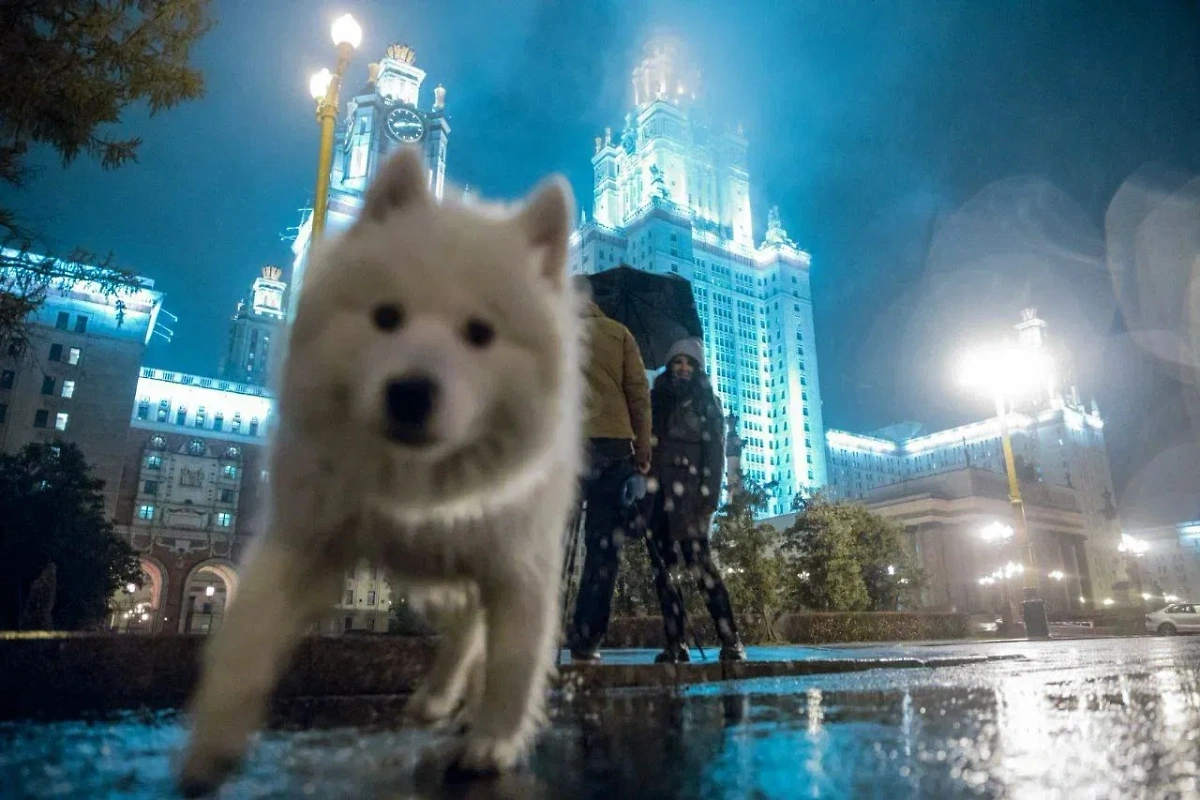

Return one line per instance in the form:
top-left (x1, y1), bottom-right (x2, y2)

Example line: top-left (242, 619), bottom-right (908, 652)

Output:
top-left (309, 68), bottom-right (333, 100)
top-left (957, 344), bottom-right (1051, 399)
top-left (331, 14), bottom-right (363, 49)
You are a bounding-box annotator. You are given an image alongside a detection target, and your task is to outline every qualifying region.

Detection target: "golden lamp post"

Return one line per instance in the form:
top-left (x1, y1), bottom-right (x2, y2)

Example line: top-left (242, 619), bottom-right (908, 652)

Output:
top-left (307, 14), bottom-right (363, 245)
top-left (959, 344), bottom-right (1052, 638)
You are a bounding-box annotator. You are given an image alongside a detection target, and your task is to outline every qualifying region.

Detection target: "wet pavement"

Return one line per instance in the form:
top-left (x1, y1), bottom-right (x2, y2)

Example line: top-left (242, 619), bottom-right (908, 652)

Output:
top-left (3, 636), bottom-right (1198, 798)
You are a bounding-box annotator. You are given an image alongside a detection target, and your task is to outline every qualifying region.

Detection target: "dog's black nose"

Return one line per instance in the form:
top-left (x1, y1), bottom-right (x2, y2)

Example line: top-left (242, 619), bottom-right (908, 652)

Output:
top-left (384, 376), bottom-right (439, 443)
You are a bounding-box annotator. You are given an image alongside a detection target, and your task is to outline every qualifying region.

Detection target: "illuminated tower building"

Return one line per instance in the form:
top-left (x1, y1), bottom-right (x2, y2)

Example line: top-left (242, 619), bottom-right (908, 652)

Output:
top-left (570, 37), bottom-right (827, 515)
top-left (289, 43), bottom-right (450, 318)
top-left (219, 265), bottom-right (287, 387)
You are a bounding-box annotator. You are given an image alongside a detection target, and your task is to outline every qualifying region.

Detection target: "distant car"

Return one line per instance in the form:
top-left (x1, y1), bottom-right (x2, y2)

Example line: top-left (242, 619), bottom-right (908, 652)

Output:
top-left (1146, 603), bottom-right (1200, 635)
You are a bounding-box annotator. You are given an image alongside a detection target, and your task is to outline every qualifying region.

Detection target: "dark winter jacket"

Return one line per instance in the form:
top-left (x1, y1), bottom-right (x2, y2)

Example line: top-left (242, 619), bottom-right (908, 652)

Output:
top-left (648, 369), bottom-right (725, 542)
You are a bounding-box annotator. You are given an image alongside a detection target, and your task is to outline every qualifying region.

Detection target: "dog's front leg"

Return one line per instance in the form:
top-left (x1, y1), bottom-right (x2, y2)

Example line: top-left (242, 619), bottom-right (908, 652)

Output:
top-left (178, 542), bottom-right (342, 797)
top-left (405, 600), bottom-right (485, 726)
top-left (450, 567), bottom-right (558, 775)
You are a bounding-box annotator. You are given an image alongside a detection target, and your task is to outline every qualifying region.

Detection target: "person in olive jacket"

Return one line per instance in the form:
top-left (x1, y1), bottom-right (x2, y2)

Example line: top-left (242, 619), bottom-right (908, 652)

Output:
top-left (567, 295), bottom-right (652, 662)
top-left (646, 337), bottom-right (746, 663)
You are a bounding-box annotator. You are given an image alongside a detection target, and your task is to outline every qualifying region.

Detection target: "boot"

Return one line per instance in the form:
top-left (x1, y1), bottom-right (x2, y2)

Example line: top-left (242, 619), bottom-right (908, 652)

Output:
top-left (570, 648), bottom-right (602, 663)
top-left (654, 642), bottom-right (690, 664)
top-left (719, 637), bottom-right (747, 662)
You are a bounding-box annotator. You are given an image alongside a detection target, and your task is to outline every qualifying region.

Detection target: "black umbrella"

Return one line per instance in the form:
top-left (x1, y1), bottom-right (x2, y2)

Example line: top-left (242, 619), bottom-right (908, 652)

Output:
top-left (584, 265), bottom-right (703, 370)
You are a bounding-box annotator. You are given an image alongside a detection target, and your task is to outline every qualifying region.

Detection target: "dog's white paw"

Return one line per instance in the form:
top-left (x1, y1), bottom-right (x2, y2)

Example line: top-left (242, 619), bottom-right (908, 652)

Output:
top-left (178, 741), bottom-right (243, 797)
top-left (446, 731), bottom-right (526, 778)
top-left (404, 686), bottom-right (462, 727)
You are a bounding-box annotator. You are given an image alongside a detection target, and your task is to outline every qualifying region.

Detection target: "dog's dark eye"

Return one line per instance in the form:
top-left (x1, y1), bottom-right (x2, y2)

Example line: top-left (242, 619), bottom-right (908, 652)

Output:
top-left (464, 318), bottom-right (495, 348)
top-left (372, 303), bottom-right (404, 332)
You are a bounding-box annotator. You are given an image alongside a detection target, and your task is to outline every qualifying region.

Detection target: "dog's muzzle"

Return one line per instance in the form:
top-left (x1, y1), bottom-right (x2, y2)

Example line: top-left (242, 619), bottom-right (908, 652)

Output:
top-left (384, 375), bottom-right (439, 446)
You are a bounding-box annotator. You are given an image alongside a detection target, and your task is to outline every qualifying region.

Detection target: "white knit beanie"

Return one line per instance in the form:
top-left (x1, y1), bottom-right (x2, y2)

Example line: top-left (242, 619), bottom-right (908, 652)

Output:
top-left (665, 337), bottom-right (705, 369)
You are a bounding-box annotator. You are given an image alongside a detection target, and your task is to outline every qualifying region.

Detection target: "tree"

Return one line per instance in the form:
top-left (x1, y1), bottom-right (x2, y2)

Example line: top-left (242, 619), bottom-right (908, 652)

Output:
top-left (780, 498), bottom-right (870, 611)
top-left (0, 441), bottom-right (142, 629)
top-left (778, 496), bottom-right (925, 612)
top-left (710, 479), bottom-right (785, 640)
top-left (0, 1), bottom-right (214, 349)
top-left (840, 502), bottom-right (924, 610)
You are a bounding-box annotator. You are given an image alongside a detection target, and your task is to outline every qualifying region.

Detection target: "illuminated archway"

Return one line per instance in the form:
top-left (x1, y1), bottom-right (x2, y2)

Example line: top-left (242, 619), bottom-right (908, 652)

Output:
top-left (108, 555), bottom-right (169, 633)
top-left (179, 559), bottom-right (240, 634)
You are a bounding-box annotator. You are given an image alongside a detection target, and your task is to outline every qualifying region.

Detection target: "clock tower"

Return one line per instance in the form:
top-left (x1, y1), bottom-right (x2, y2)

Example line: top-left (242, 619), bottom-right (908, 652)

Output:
top-left (329, 43), bottom-right (450, 201)
top-left (288, 43), bottom-right (450, 317)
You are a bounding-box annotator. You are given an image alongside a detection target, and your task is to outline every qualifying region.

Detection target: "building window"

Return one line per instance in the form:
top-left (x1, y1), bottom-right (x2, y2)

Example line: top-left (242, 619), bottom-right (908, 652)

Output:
top-left (33, 409), bottom-right (49, 428)
top-left (368, 590), bottom-right (376, 605)
top-left (49, 343), bottom-right (63, 362)
top-left (61, 380), bottom-right (75, 398)
top-left (222, 465), bottom-right (238, 481)
top-left (143, 480), bottom-right (159, 495)
top-left (136, 398), bottom-right (149, 419)
top-left (194, 406), bottom-right (206, 428)
top-left (157, 400), bottom-right (169, 422)
top-left (146, 454), bottom-right (163, 470)
top-left (40, 376), bottom-right (54, 395)
top-left (137, 504), bottom-right (155, 520)
top-left (248, 417), bottom-right (260, 436)
top-left (0, 370), bottom-right (14, 389)
top-left (176, 407), bottom-right (187, 425)
top-left (67, 347), bottom-right (81, 365)
top-left (344, 590), bottom-right (354, 606)
top-left (232, 413), bottom-right (242, 434)
top-left (55, 412), bottom-right (69, 431)
top-left (55, 312), bottom-right (69, 330)
top-left (216, 512), bottom-right (232, 527)
top-left (74, 315), bottom-right (89, 333)
top-left (219, 488), bottom-right (235, 503)
top-left (213, 412), bottom-right (224, 432)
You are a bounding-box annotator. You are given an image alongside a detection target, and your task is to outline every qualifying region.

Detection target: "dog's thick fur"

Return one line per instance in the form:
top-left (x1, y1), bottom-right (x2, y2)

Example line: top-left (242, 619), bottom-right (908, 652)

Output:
top-left (179, 148), bottom-right (583, 795)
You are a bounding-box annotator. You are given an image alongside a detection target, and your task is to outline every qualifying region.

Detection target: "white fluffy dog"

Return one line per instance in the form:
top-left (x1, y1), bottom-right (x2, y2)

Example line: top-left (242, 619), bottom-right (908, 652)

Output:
top-left (179, 147), bottom-right (583, 795)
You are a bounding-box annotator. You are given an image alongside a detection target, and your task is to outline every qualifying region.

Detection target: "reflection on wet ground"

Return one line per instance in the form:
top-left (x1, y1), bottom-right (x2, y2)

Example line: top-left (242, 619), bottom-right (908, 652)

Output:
top-left (3, 637), bottom-right (1199, 798)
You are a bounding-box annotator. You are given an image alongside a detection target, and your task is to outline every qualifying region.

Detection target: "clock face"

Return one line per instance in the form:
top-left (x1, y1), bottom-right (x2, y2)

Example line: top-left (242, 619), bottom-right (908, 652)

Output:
top-left (386, 107), bottom-right (424, 143)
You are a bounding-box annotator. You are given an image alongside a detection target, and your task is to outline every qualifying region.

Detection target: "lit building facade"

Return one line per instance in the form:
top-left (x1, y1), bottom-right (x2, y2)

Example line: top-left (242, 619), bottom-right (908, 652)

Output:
top-left (112, 368), bottom-right (273, 633)
top-left (570, 38), bottom-right (827, 515)
top-left (218, 265), bottom-right (287, 387)
top-left (824, 309), bottom-right (1126, 602)
top-left (289, 43), bottom-right (451, 319)
top-left (112, 367), bottom-right (391, 634)
top-left (0, 250), bottom-right (163, 514)
top-left (1124, 521), bottom-right (1200, 605)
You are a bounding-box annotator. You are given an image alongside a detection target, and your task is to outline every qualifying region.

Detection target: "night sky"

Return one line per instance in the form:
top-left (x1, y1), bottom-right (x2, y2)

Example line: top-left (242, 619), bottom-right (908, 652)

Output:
top-left (8, 0), bottom-right (1200, 524)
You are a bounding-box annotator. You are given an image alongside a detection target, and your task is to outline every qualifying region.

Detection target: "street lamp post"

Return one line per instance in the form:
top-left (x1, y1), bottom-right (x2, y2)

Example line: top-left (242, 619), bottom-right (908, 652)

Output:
top-left (308, 14), bottom-right (363, 245)
top-left (960, 345), bottom-right (1052, 639)
top-left (994, 391), bottom-right (1050, 637)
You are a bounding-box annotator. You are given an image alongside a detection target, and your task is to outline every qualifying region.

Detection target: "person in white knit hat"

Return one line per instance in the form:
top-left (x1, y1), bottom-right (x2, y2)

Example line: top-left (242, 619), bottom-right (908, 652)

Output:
top-left (645, 337), bottom-right (746, 663)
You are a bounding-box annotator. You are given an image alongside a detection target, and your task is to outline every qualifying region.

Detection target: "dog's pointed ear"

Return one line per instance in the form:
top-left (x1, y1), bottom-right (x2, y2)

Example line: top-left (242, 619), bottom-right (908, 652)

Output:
top-left (362, 147), bottom-right (429, 223)
top-left (517, 176), bottom-right (574, 291)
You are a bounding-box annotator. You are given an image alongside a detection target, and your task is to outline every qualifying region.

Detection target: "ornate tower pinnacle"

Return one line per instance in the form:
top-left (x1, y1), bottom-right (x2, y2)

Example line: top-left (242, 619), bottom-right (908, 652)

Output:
top-left (631, 34), bottom-right (699, 107)
top-left (385, 43), bottom-right (417, 64)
